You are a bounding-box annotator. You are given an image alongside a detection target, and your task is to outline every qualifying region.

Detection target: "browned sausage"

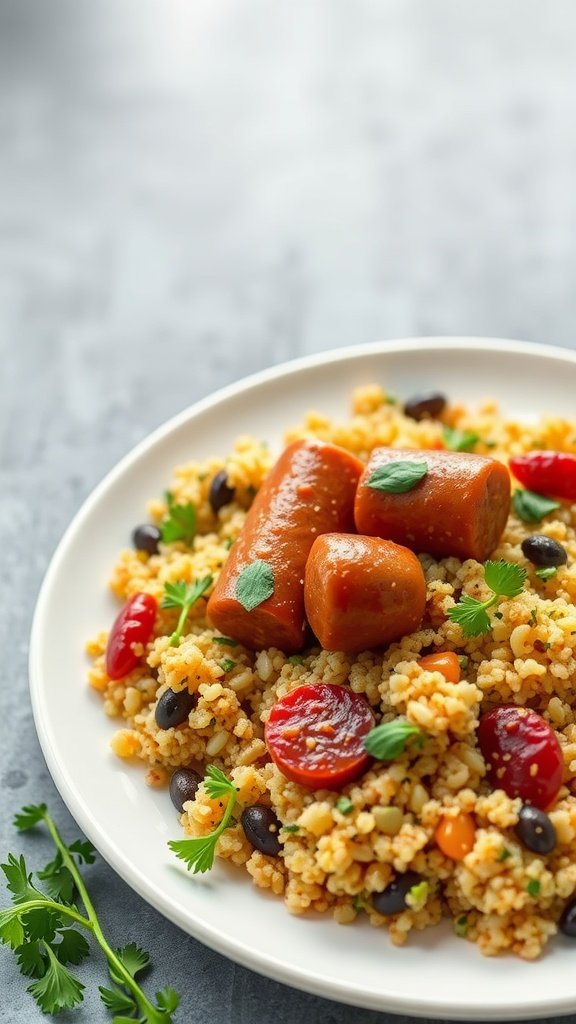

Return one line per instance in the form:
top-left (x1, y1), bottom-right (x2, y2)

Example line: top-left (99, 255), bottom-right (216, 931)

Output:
top-left (304, 533), bottom-right (427, 652)
top-left (354, 447), bottom-right (510, 562)
top-left (207, 439), bottom-right (364, 651)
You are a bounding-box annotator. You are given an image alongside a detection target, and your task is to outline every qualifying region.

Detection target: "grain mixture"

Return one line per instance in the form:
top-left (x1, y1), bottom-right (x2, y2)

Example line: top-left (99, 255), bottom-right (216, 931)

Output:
top-left (87, 385), bottom-right (576, 959)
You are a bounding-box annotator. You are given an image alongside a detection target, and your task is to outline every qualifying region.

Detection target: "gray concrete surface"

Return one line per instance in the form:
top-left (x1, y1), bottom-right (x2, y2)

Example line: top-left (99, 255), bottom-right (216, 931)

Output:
top-left (3, 1), bottom-right (576, 1021)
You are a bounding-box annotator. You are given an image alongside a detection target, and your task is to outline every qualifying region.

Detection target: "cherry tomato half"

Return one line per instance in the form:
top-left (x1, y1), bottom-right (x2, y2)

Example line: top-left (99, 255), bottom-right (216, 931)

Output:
top-left (105, 592), bottom-right (157, 680)
top-left (435, 812), bottom-right (476, 860)
top-left (509, 451), bottom-right (576, 501)
top-left (265, 683), bottom-right (375, 790)
top-left (477, 705), bottom-right (563, 810)
top-left (418, 651), bottom-right (461, 683)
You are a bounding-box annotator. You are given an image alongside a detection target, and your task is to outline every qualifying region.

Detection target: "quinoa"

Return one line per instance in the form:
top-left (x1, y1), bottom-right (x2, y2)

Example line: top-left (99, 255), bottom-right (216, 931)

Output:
top-left (87, 385), bottom-right (576, 959)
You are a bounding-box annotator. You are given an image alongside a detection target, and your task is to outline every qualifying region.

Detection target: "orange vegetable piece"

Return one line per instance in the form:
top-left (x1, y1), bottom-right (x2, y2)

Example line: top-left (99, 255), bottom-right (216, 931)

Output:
top-left (418, 651), bottom-right (461, 683)
top-left (435, 813), bottom-right (476, 860)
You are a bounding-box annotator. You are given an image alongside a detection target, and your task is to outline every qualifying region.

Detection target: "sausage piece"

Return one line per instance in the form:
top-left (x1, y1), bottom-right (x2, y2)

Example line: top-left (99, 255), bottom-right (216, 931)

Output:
top-left (207, 439), bottom-right (364, 651)
top-left (304, 534), bottom-right (426, 651)
top-left (354, 448), bottom-right (510, 562)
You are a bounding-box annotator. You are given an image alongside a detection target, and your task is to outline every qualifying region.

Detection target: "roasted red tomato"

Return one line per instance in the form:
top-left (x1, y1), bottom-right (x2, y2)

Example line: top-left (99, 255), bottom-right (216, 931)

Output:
top-left (105, 592), bottom-right (157, 680)
top-left (509, 451), bottom-right (576, 501)
top-left (477, 705), bottom-right (563, 810)
top-left (265, 683), bottom-right (375, 790)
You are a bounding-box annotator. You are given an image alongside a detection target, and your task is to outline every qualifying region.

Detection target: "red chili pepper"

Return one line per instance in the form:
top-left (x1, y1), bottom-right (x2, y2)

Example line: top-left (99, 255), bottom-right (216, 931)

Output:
top-left (105, 592), bottom-right (157, 680)
top-left (509, 451), bottom-right (576, 501)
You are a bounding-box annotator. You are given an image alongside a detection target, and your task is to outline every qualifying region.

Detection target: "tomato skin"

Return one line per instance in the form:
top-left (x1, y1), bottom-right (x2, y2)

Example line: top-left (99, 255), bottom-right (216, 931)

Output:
top-left (105, 592), bottom-right (157, 680)
top-left (509, 451), bottom-right (576, 500)
top-left (418, 651), bottom-right (461, 683)
top-left (435, 813), bottom-right (476, 860)
top-left (265, 683), bottom-right (375, 790)
top-left (477, 705), bottom-right (563, 810)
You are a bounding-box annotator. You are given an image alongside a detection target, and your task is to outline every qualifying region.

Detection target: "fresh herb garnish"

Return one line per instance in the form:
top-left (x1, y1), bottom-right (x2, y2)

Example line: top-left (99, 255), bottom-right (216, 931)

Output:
top-left (235, 560), bottom-right (275, 612)
top-left (281, 825), bottom-right (300, 834)
top-left (219, 658), bottom-right (236, 673)
top-left (535, 566), bottom-right (558, 581)
top-left (212, 636), bottom-right (238, 647)
top-left (407, 880), bottom-right (429, 907)
top-left (442, 426), bottom-right (480, 452)
top-left (0, 805), bottom-right (178, 1021)
top-left (161, 491), bottom-right (197, 545)
top-left (454, 914), bottom-right (469, 938)
top-left (526, 879), bottom-right (541, 897)
top-left (458, 655), bottom-right (469, 671)
top-left (161, 576), bottom-right (213, 646)
top-left (512, 489), bottom-right (561, 524)
top-left (447, 560), bottom-right (528, 637)
top-left (497, 847), bottom-right (512, 863)
top-left (367, 460), bottom-right (428, 494)
top-left (335, 797), bottom-right (354, 815)
top-left (364, 719), bottom-right (423, 760)
top-left (288, 654), bottom-right (305, 666)
top-left (168, 766), bottom-right (237, 874)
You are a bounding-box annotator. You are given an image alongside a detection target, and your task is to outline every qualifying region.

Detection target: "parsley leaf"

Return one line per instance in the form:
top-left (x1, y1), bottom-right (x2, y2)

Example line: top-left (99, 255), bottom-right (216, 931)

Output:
top-left (115, 942), bottom-right (150, 979)
top-left (0, 906), bottom-right (26, 948)
top-left (161, 575), bottom-right (213, 645)
top-left (1, 853), bottom-right (45, 905)
top-left (367, 460), bottom-right (428, 494)
top-left (168, 766), bottom-right (237, 873)
top-left (99, 984), bottom-right (136, 1013)
top-left (156, 986), bottom-right (181, 1013)
top-left (16, 939), bottom-right (46, 978)
top-left (364, 719), bottom-right (423, 760)
top-left (22, 907), bottom-right (62, 942)
top-left (526, 879), bottom-right (541, 897)
top-left (55, 928), bottom-right (90, 966)
top-left (442, 426), bottom-right (480, 452)
top-left (536, 566), bottom-right (558, 581)
top-left (13, 804), bottom-right (47, 832)
top-left (513, 489), bottom-right (561, 524)
top-left (235, 560), bottom-right (275, 611)
top-left (67, 838), bottom-right (97, 865)
top-left (27, 943), bottom-right (85, 1014)
top-left (161, 493), bottom-right (197, 545)
top-left (447, 560), bottom-right (528, 637)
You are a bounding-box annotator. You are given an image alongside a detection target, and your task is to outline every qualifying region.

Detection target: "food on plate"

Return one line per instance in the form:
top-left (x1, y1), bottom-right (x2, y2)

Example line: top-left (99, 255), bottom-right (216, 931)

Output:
top-left (206, 438), bottom-right (364, 652)
top-left (87, 383), bottom-right (576, 961)
top-left (304, 534), bottom-right (426, 651)
top-left (510, 451), bottom-right (576, 502)
top-left (354, 447), bottom-right (511, 562)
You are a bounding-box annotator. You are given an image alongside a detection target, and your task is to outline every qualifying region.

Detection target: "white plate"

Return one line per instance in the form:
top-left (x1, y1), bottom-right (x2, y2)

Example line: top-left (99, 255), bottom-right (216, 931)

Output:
top-left (30, 338), bottom-right (576, 1021)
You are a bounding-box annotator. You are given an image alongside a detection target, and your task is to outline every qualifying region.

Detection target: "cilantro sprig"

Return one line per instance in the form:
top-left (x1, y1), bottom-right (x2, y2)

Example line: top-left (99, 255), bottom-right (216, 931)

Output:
top-left (447, 559), bottom-right (528, 637)
top-left (161, 576), bottom-right (213, 646)
top-left (168, 766), bottom-right (237, 874)
top-left (161, 491), bottom-right (197, 545)
top-left (0, 804), bottom-right (179, 1022)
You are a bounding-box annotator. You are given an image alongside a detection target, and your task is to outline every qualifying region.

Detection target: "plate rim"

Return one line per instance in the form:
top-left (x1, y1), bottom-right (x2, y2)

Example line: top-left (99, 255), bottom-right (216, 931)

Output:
top-left (29, 336), bottom-right (576, 1021)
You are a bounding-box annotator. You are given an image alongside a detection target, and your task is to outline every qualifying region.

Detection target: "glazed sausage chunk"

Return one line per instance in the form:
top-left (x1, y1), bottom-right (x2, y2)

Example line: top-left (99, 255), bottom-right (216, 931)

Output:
top-left (207, 439), bottom-right (364, 651)
top-left (354, 448), bottom-right (510, 562)
top-left (304, 534), bottom-right (427, 652)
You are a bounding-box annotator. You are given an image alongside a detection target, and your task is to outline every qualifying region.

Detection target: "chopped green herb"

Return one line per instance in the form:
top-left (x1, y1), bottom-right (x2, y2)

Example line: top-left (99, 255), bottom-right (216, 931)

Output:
top-left (281, 825), bottom-right (300, 834)
top-left (161, 576), bottom-right (213, 646)
top-left (353, 895), bottom-right (366, 912)
top-left (457, 655), bottom-right (469, 671)
top-left (513, 489), bottom-right (561, 524)
top-left (529, 608), bottom-right (538, 627)
top-left (454, 914), bottom-right (469, 938)
top-left (235, 560), bottom-right (275, 611)
top-left (535, 566), bottom-right (558, 581)
top-left (219, 658), bottom-right (236, 673)
top-left (335, 797), bottom-right (354, 816)
top-left (212, 636), bottom-right (238, 647)
top-left (497, 847), bottom-right (512, 862)
top-left (367, 460), bottom-right (428, 494)
top-left (442, 426), bottom-right (480, 452)
top-left (407, 880), bottom-right (429, 906)
top-left (0, 804), bottom-right (179, 1021)
top-left (526, 879), bottom-right (541, 897)
top-left (161, 493), bottom-right (197, 545)
top-left (168, 766), bottom-right (237, 874)
top-left (288, 654), bottom-right (305, 666)
top-left (447, 560), bottom-right (527, 637)
top-left (364, 719), bottom-right (423, 761)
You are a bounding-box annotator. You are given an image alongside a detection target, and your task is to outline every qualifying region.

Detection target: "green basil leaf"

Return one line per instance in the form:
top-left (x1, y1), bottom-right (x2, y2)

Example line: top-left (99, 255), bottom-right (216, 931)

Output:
top-left (364, 719), bottom-right (423, 760)
top-left (512, 489), bottom-right (560, 524)
top-left (367, 460), bottom-right (428, 494)
top-left (235, 560), bottom-right (275, 611)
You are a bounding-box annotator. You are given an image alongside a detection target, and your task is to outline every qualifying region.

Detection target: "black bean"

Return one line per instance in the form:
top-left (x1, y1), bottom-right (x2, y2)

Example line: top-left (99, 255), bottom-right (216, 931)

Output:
top-left (169, 767), bottom-right (202, 812)
top-left (403, 392), bottom-right (447, 422)
top-left (155, 688), bottom-right (197, 730)
top-left (209, 470), bottom-right (236, 513)
top-left (372, 870), bottom-right (423, 916)
top-left (521, 534), bottom-right (568, 568)
top-left (560, 898), bottom-right (576, 938)
top-left (514, 805), bottom-right (557, 855)
top-left (132, 523), bottom-right (161, 555)
top-left (241, 804), bottom-right (282, 857)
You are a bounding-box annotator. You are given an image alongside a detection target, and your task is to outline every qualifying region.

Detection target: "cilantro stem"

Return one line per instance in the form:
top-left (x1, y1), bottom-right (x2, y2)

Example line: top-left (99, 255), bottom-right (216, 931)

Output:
top-left (170, 602), bottom-right (192, 646)
top-left (42, 811), bottom-right (167, 1024)
top-left (4, 897), bottom-right (93, 932)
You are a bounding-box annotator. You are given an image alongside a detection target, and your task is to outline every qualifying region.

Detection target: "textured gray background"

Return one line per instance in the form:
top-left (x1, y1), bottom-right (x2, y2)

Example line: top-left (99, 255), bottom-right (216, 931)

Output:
top-left (3, 1), bottom-right (576, 1021)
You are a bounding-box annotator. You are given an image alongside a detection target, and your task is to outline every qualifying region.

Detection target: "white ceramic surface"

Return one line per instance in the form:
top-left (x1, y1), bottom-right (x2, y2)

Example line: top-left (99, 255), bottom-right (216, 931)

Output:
top-left (30, 339), bottom-right (576, 1020)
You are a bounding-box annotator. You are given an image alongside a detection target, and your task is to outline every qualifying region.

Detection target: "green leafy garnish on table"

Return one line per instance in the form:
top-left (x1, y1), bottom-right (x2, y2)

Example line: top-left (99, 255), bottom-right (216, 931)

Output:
top-left (161, 576), bottom-right (213, 646)
top-left (161, 492), bottom-right (197, 545)
top-left (447, 559), bottom-right (528, 637)
top-left (512, 488), bottom-right (561, 524)
top-left (442, 426), bottom-right (480, 452)
top-left (168, 766), bottom-right (237, 874)
top-left (364, 719), bottom-right (424, 760)
top-left (235, 560), bottom-right (275, 611)
top-left (367, 460), bottom-right (428, 494)
top-left (0, 804), bottom-right (179, 1021)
